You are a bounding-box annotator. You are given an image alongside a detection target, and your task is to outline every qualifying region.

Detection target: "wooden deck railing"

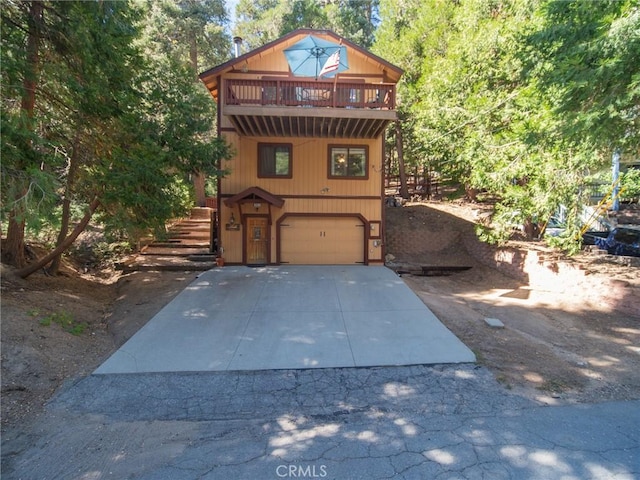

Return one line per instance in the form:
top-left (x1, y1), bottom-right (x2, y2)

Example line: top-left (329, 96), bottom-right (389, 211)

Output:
top-left (225, 79), bottom-right (395, 110)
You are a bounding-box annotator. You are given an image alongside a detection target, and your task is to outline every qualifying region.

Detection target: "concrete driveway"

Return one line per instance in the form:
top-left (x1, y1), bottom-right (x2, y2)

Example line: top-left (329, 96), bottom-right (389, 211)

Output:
top-left (95, 266), bottom-right (475, 374)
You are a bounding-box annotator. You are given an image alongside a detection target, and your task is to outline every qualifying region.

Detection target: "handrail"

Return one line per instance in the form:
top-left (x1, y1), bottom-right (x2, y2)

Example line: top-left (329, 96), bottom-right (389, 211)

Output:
top-left (225, 79), bottom-right (395, 110)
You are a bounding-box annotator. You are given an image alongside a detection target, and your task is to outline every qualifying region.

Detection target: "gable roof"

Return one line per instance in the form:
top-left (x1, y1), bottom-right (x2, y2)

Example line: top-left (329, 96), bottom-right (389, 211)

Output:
top-left (224, 186), bottom-right (285, 208)
top-left (199, 29), bottom-right (403, 99)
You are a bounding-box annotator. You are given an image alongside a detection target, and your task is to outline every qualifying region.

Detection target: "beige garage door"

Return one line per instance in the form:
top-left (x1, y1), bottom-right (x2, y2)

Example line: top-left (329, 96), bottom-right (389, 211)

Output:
top-left (281, 217), bottom-right (364, 264)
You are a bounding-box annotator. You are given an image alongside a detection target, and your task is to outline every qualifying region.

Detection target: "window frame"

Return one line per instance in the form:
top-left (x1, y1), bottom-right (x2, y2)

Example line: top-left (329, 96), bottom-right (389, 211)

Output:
top-left (327, 145), bottom-right (369, 180)
top-left (257, 143), bottom-right (293, 179)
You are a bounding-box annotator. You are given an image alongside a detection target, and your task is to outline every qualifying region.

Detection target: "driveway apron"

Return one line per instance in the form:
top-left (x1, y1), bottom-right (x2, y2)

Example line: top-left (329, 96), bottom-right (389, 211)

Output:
top-left (95, 266), bottom-right (475, 374)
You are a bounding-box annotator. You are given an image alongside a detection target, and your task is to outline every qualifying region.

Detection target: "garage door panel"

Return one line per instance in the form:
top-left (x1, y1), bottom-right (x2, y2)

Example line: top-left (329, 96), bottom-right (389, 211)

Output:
top-left (281, 217), bottom-right (364, 265)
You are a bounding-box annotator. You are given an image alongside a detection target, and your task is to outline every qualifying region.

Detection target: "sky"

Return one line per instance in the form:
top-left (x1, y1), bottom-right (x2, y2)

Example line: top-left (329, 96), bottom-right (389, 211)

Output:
top-left (225, 0), bottom-right (239, 30)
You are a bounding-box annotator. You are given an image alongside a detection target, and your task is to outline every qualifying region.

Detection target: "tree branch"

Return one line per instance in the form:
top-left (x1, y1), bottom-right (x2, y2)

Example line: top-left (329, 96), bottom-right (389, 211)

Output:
top-left (16, 195), bottom-right (100, 279)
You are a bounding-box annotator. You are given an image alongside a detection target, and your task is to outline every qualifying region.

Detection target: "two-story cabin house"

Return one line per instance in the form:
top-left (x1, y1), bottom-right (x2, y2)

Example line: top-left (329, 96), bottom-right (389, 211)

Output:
top-left (199, 29), bottom-right (402, 265)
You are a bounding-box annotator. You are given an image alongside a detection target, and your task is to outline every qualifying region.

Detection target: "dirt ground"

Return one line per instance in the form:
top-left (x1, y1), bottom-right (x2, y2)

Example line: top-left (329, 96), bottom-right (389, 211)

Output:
top-left (386, 201), bottom-right (640, 405)
top-left (0, 264), bottom-right (198, 440)
top-left (1, 201), bottom-right (639, 442)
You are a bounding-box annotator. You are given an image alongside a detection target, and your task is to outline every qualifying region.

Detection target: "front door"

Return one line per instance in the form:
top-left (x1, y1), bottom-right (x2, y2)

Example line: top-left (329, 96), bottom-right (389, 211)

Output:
top-left (246, 217), bottom-right (269, 265)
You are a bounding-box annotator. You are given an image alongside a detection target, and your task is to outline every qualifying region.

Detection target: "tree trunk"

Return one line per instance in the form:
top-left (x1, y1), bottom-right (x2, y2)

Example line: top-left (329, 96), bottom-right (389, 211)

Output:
top-left (48, 199), bottom-right (71, 274)
top-left (4, 200), bottom-right (27, 268)
top-left (4, 1), bottom-right (43, 268)
top-left (17, 197), bottom-right (100, 279)
top-left (189, 34), bottom-right (207, 207)
top-left (48, 133), bottom-right (81, 275)
top-left (385, 139), bottom-right (392, 188)
top-left (194, 173), bottom-right (207, 207)
top-left (21, 1), bottom-right (42, 125)
top-left (395, 120), bottom-right (409, 199)
top-left (523, 218), bottom-right (538, 240)
top-left (465, 184), bottom-right (479, 201)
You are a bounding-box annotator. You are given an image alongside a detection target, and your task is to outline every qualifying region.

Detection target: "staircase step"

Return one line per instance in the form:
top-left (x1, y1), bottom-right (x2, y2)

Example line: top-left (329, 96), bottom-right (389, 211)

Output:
top-left (190, 207), bottom-right (214, 219)
top-left (147, 242), bottom-right (210, 249)
top-left (117, 255), bottom-right (217, 273)
top-left (168, 231), bottom-right (210, 238)
top-left (169, 228), bottom-right (210, 237)
top-left (122, 209), bottom-right (217, 272)
top-left (188, 254), bottom-right (218, 262)
top-left (142, 247), bottom-right (211, 256)
top-left (117, 262), bottom-right (218, 273)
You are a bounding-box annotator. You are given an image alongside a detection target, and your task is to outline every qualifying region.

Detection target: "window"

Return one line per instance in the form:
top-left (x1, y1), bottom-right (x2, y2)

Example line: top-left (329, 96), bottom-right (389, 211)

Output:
top-left (328, 145), bottom-right (368, 179)
top-left (258, 143), bottom-right (292, 178)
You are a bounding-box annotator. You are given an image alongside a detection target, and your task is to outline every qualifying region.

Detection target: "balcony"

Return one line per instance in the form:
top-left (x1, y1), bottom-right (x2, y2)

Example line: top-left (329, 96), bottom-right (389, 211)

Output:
top-left (223, 79), bottom-right (397, 139)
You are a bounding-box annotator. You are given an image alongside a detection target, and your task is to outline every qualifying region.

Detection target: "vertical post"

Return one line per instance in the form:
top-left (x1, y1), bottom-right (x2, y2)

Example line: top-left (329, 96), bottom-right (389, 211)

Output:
top-left (612, 148), bottom-right (621, 212)
top-left (395, 120), bottom-right (409, 199)
top-left (210, 208), bottom-right (216, 254)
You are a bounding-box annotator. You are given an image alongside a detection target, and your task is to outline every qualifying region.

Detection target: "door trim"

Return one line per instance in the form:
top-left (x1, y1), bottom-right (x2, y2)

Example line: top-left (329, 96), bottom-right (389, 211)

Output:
top-left (243, 214), bottom-right (270, 265)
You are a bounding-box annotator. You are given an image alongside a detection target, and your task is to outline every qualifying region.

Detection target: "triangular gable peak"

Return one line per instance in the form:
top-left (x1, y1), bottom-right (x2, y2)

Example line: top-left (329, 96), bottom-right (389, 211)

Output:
top-left (223, 186), bottom-right (285, 208)
top-left (199, 29), bottom-right (403, 100)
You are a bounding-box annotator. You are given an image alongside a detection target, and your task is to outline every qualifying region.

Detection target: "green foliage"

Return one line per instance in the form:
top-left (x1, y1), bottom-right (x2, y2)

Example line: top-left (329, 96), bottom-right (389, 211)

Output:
top-left (234, 0), bottom-right (379, 49)
top-left (88, 241), bottom-right (133, 268)
top-left (546, 222), bottom-right (584, 256)
top-left (374, 0), bottom-right (638, 252)
top-left (144, 0), bottom-right (229, 70)
top-left (1, 0), bottom-right (234, 263)
top-left (527, 0), bottom-right (640, 150)
top-left (36, 309), bottom-right (87, 335)
top-left (621, 169), bottom-right (640, 201)
top-left (280, 0), bottom-right (328, 35)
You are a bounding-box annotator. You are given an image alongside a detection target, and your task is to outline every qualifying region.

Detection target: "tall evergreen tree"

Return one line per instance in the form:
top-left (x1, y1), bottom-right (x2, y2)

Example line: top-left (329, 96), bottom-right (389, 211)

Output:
top-left (2, 1), bottom-right (233, 277)
top-left (234, 0), bottom-right (378, 48)
top-left (1, 1), bottom-right (45, 267)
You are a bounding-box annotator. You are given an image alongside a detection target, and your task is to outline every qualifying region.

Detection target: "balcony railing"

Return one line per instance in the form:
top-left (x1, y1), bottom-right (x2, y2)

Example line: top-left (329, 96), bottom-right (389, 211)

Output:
top-left (225, 79), bottom-right (395, 110)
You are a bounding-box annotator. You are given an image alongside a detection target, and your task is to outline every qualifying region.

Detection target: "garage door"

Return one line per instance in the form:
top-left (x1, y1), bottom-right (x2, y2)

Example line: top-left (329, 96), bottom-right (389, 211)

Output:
top-left (280, 217), bottom-right (364, 264)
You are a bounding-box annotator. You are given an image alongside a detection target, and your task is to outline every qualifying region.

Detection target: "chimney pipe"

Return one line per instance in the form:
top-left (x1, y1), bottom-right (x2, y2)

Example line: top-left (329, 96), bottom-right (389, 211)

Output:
top-left (233, 37), bottom-right (243, 58)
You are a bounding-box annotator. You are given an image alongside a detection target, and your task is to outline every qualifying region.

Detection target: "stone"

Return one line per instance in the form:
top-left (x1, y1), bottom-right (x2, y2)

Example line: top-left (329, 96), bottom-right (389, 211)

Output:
top-left (484, 317), bottom-right (505, 328)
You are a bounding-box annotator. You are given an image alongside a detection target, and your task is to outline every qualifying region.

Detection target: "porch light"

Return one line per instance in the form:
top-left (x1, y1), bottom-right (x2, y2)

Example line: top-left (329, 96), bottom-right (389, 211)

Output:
top-left (229, 213), bottom-right (236, 225)
top-left (253, 202), bottom-right (262, 210)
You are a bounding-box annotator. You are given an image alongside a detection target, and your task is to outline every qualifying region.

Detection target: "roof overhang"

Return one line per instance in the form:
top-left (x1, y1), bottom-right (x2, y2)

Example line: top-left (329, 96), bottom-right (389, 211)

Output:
top-left (199, 29), bottom-right (404, 100)
top-left (224, 105), bottom-right (396, 139)
top-left (224, 186), bottom-right (285, 208)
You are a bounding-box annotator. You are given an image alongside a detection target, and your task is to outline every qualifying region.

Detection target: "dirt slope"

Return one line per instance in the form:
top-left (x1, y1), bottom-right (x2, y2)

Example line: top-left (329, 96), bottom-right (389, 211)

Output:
top-left (386, 201), bottom-right (640, 404)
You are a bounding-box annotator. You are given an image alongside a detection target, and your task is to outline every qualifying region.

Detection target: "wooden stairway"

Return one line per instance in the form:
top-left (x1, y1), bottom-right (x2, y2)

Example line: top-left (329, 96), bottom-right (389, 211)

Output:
top-left (118, 207), bottom-right (218, 272)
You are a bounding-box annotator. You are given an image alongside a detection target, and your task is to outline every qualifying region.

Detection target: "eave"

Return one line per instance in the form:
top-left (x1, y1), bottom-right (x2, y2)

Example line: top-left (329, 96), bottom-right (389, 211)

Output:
top-left (224, 105), bottom-right (396, 139)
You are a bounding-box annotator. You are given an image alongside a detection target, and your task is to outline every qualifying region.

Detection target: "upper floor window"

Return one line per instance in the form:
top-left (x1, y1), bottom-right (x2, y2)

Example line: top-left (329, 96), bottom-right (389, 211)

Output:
top-left (258, 143), bottom-right (292, 178)
top-left (328, 145), bottom-right (368, 179)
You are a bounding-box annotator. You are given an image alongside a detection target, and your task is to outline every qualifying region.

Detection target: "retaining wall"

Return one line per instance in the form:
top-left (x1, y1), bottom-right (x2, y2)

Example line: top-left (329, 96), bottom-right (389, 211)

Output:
top-left (462, 234), bottom-right (639, 317)
top-left (386, 219), bottom-right (639, 317)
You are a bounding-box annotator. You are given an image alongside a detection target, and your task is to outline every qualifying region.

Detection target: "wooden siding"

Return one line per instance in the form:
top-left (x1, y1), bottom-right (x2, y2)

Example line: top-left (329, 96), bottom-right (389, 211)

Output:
top-left (221, 135), bottom-right (382, 197)
top-left (218, 133), bottom-right (384, 264)
top-left (220, 198), bottom-right (382, 264)
top-left (209, 29), bottom-right (402, 265)
top-left (225, 35), bottom-right (391, 82)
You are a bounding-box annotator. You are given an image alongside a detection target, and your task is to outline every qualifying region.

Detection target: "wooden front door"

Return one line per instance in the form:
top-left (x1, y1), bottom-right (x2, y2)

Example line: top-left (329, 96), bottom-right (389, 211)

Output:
top-left (246, 217), bottom-right (269, 265)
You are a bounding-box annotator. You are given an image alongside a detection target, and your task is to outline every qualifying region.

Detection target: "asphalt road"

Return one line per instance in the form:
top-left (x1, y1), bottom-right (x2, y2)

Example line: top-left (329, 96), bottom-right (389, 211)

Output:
top-left (3, 364), bottom-right (639, 479)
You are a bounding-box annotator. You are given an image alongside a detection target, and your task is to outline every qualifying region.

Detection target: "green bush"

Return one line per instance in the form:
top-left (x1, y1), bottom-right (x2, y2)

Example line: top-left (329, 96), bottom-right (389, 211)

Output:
top-left (621, 169), bottom-right (640, 201)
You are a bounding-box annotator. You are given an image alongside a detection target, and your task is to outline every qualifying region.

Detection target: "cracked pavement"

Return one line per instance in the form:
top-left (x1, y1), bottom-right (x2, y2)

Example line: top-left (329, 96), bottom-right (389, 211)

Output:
top-left (2, 364), bottom-right (639, 479)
